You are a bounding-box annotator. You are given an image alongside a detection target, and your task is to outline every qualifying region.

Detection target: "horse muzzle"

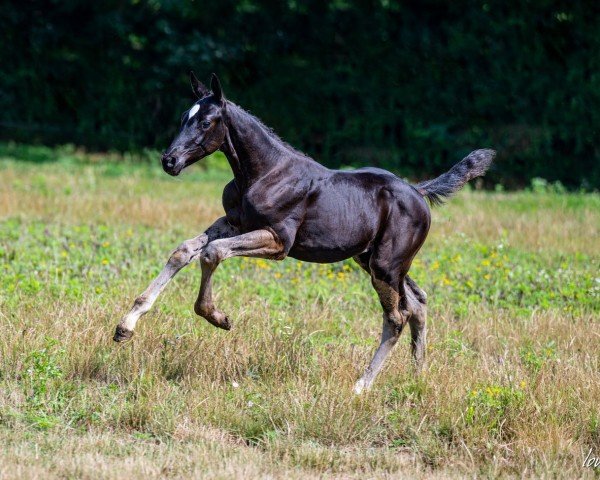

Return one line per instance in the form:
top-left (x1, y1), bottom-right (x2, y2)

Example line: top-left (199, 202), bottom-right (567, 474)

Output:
top-left (161, 153), bottom-right (184, 176)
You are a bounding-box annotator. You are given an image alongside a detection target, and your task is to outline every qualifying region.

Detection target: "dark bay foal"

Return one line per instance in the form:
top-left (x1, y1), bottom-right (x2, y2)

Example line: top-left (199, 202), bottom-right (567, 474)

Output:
top-left (115, 73), bottom-right (495, 393)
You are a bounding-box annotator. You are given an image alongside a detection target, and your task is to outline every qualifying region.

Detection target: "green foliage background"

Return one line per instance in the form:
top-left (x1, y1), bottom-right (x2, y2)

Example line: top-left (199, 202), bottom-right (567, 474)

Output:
top-left (1, 0), bottom-right (598, 187)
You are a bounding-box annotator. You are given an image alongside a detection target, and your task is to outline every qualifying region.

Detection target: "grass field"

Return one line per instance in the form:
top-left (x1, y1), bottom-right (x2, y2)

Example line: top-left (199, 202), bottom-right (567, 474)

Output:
top-left (0, 144), bottom-right (599, 479)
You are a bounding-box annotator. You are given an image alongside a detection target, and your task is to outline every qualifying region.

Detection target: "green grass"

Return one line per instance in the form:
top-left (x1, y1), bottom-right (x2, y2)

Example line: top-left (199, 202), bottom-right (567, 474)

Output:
top-left (0, 144), bottom-right (599, 478)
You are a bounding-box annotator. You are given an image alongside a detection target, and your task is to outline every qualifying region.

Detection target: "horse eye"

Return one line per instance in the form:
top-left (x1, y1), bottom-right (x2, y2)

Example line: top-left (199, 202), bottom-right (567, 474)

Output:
top-left (202, 120), bottom-right (211, 129)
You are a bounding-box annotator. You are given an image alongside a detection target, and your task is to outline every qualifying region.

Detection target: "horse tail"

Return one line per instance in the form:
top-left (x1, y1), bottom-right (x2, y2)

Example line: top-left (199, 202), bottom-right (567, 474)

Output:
top-left (415, 149), bottom-right (495, 206)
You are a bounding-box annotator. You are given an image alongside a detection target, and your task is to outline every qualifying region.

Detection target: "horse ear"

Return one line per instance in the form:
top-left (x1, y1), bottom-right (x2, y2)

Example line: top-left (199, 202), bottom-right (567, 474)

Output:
top-left (190, 71), bottom-right (209, 98)
top-left (210, 73), bottom-right (224, 102)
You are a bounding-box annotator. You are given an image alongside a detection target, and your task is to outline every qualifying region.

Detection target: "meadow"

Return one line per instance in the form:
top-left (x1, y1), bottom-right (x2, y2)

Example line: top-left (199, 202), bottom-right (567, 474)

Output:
top-left (0, 143), bottom-right (598, 479)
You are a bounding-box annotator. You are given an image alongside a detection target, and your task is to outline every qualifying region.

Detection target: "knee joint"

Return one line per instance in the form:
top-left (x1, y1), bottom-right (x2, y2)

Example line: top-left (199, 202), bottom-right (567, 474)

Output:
top-left (200, 244), bottom-right (222, 266)
top-left (134, 295), bottom-right (148, 307)
top-left (169, 241), bottom-right (195, 267)
top-left (133, 295), bottom-right (150, 314)
top-left (385, 311), bottom-right (406, 330)
top-left (408, 304), bottom-right (426, 326)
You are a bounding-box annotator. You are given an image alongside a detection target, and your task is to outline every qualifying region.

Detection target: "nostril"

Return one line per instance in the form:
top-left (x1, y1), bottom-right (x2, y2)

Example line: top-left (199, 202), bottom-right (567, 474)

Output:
top-left (163, 155), bottom-right (175, 168)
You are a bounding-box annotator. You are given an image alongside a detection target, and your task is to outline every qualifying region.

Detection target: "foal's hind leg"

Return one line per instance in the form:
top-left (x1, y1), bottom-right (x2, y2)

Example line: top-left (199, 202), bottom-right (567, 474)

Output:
top-left (353, 275), bottom-right (427, 394)
top-left (353, 231), bottom-right (422, 393)
top-left (114, 217), bottom-right (237, 341)
top-left (354, 270), bottom-right (407, 394)
top-left (354, 311), bottom-right (402, 394)
top-left (405, 276), bottom-right (427, 372)
top-left (194, 229), bottom-right (285, 330)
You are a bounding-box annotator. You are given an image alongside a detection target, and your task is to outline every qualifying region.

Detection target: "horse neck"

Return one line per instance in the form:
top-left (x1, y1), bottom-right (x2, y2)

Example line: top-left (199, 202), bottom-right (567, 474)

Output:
top-left (220, 102), bottom-right (284, 188)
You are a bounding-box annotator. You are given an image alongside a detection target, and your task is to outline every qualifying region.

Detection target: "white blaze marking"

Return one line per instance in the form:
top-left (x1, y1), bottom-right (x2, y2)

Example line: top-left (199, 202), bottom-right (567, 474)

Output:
top-left (188, 104), bottom-right (200, 119)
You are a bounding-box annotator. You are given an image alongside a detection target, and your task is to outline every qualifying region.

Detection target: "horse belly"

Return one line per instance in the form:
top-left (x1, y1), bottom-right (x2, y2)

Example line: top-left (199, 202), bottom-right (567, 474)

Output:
top-left (288, 210), bottom-right (377, 263)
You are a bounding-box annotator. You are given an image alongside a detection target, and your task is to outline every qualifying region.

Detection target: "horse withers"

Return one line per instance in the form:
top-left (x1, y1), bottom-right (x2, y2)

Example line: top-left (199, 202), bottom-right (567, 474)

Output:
top-left (114, 72), bottom-right (495, 394)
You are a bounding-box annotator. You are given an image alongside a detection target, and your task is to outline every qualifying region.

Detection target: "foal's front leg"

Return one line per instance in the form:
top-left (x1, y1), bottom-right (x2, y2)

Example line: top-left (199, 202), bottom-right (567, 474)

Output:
top-left (194, 229), bottom-right (285, 330)
top-left (114, 217), bottom-right (237, 341)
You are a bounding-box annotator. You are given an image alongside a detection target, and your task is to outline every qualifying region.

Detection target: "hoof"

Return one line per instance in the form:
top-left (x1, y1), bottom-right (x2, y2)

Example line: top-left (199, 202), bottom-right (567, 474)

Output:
top-left (195, 303), bottom-right (232, 331)
top-left (113, 325), bottom-right (134, 342)
top-left (353, 379), bottom-right (368, 395)
top-left (205, 314), bottom-right (232, 331)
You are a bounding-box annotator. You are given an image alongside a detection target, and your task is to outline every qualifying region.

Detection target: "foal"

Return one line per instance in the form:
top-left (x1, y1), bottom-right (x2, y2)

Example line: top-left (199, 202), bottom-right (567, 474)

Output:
top-left (115, 73), bottom-right (495, 393)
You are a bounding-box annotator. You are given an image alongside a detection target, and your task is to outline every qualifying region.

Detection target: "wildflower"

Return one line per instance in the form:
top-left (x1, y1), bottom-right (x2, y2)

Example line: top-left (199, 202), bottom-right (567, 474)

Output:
top-left (256, 259), bottom-right (269, 269)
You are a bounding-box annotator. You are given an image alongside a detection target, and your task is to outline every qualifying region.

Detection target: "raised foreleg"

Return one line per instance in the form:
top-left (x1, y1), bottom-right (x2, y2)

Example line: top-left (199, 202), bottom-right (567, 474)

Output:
top-left (194, 229), bottom-right (285, 330)
top-left (114, 217), bottom-right (237, 342)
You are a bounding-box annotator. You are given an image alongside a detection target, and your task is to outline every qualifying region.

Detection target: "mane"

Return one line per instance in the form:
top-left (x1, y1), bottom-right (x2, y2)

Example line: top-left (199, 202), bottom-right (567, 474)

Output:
top-left (226, 101), bottom-right (311, 159)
